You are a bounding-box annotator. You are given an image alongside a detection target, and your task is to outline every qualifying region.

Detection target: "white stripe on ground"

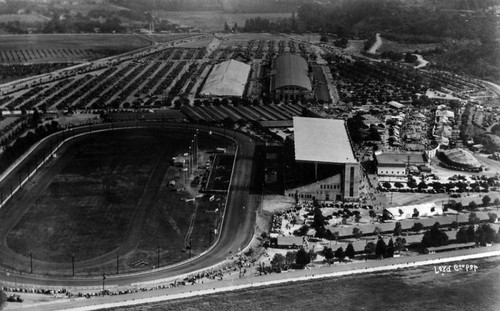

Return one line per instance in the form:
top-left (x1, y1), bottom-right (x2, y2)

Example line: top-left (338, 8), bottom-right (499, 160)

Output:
top-left (60, 249), bottom-right (500, 311)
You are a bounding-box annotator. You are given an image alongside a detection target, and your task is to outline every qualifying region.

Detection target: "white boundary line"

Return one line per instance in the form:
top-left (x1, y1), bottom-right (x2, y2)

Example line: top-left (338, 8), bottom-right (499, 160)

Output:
top-left (62, 250), bottom-right (500, 311)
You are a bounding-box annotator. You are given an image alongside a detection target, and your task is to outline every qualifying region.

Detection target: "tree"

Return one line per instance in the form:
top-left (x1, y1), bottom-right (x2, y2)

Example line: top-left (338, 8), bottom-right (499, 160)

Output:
top-left (412, 222), bottom-right (424, 233)
top-left (412, 208), bottom-right (420, 218)
top-left (407, 178), bottom-right (418, 189)
top-left (353, 227), bottom-right (363, 239)
top-left (323, 246), bottom-right (334, 264)
top-left (468, 201), bottom-right (478, 210)
top-left (312, 207), bottom-right (326, 230)
top-left (355, 214), bottom-right (361, 223)
top-left (373, 227), bottom-right (382, 236)
top-left (295, 248), bottom-right (311, 268)
top-left (364, 241), bottom-right (376, 258)
top-left (421, 222), bottom-right (449, 247)
top-left (369, 210), bottom-right (377, 222)
top-left (418, 181), bottom-right (428, 191)
top-left (375, 237), bottom-right (387, 259)
top-left (394, 222), bottom-right (402, 236)
top-left (335, 247), bottom-right (345, 262)
top-left (476, 223), bottom-right (496, 245)
top-left (456, 226), bottom-right (469, 243)
top-left (493, 198), bottom-right (500, 207)
top-left (482, 195), bottom-right (491, 207)
top-left (345, 243), bottom-right (355, 259)
top-left (285, 251), bottom-right (296, 265)
top-left (394, 182), bottom-right (404, 190)
top-left (224, 21), bottom-right (231, 32)
top-left (382, 182), bottom-right (392, 190)
top-left (386, 238), bottom-right (395, 257)
top-left (488, 213), bottom-right (498, 223)
top-left (455, 202), bottom-right (464, 212)
top-left (294, 224), bottom-right (309, 236)
top-left (469, 212), bottom-right (480, 224)
top-left (395, 237), bottom-right (406, 253)
top-left (271, 253), bottom-right (286, 272)
top-left (467, 225), bottom-right (476, 242)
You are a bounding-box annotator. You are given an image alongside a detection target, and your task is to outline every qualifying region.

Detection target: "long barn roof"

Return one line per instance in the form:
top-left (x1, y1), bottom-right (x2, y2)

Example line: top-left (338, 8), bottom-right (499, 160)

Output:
top-left (272, 54), bottom-right (312, 91)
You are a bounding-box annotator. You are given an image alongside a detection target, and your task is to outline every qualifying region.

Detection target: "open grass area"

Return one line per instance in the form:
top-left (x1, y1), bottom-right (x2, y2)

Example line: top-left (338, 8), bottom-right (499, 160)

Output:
top-left (114, 257), bottom-right (500, 311)
top-left (156, 11), bottom-right (291, 31)
top-left (2, 128), bottom-right (233, 272)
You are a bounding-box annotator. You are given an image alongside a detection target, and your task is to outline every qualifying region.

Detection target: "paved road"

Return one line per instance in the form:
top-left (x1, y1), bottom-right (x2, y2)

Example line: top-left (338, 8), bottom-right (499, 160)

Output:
top-left (0, 121), bottom-right (259, 289)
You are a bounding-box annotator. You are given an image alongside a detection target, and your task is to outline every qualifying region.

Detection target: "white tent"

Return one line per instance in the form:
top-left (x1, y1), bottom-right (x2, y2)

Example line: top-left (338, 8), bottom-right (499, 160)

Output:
top-left (201, 59), bottom-right (251, 97)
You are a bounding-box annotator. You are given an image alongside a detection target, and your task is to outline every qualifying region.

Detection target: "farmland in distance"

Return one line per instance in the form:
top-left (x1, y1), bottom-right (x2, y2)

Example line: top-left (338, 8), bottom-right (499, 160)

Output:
top-left (0, 34), bottom-right (154, 64)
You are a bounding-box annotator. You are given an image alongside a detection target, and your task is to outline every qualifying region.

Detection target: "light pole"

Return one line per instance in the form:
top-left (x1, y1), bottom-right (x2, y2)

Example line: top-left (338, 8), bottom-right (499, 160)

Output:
top-left (102, 272), bottom-right (106, 292)
top-left (116, 253), bottom-right (119, 275)
top-left (29, 250), bottom-right (33, 274)
top-left (157, 247), bottom-right (161, 268)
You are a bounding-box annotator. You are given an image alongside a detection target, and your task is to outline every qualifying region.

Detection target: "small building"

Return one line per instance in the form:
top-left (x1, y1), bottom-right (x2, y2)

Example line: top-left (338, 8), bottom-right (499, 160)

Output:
top-left (384, 202), bottom-right (442, 220)
top-left (375, 152), bottom-right (428, 176)
top-left (276, 236), bottom-right (305, 249)
top-left (424, 242), bottom-right (476, 254)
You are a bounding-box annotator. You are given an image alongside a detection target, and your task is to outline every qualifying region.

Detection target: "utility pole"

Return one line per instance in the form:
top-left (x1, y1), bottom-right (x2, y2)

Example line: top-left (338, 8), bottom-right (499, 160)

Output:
top-left (72, 253), bottom-right (75, 277)
top-left (116, 253), bottom-right (119, 275)
top-left (29, 250), bottom-right (33, 274)
top-left (157, 248), bottom-right (161, 268)
top-left (102, 273), bottom-right (106, 292)
top-left (188, 239), bottom-right (192, 259)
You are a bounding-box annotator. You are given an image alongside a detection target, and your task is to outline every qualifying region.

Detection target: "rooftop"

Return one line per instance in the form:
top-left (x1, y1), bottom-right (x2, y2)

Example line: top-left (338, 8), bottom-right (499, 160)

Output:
top-left (376, 152), bottom-right (427, 166)
top-left (293, 117), bottom-right (356, 164)
top-left (272, 54), bottom-right (312, 91)
top-left (200, 59), bottom-right (251, 97)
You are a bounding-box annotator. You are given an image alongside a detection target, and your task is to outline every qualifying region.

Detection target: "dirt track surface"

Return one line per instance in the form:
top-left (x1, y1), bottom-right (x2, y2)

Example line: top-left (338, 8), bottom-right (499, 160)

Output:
top-left (0, 122), bottom-right (259, 288)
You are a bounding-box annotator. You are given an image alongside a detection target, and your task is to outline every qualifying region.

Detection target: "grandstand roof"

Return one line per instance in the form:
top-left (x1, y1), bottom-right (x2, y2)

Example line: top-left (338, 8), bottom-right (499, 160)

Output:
top-left (272, 54), bottom-right (312, 91)
top-left (200, 60), bottom-right (250, 98)
top-left (293, 117), bottom-right (356, 164)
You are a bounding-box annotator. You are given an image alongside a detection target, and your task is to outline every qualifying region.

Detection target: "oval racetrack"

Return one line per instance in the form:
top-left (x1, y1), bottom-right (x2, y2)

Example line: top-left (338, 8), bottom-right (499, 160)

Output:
top-left (0, 121), bottom-right (259, 288)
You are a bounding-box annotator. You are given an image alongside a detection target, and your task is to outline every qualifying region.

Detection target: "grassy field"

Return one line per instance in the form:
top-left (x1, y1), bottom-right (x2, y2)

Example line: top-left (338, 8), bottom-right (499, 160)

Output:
top-left (115, 257), bottom-right (500, 311)
top-left (3, 128), bottom-right (233, 273)
top-left (156, 11), bottom-right (291, 31)
top-left (0, 34), bottom-right (153, 63)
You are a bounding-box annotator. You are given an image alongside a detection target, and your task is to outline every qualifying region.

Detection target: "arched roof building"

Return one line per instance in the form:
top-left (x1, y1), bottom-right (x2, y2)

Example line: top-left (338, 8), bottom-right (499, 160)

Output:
top-left (271, 55), bottom-right (311, 100)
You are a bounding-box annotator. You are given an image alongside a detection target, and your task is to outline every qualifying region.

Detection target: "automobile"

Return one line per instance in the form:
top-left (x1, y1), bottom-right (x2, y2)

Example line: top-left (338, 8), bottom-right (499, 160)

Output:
top-left (7, 294), bottom-right (23, 303)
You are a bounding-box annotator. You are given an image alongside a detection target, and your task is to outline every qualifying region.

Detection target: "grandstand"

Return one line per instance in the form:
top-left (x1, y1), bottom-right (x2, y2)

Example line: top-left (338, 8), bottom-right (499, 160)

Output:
top-left (200, 59), bottom-right (251, 98)
top-left (284, 117), bottom-right (360, 202)
top-left (270, 54), bottom-right (312, 101)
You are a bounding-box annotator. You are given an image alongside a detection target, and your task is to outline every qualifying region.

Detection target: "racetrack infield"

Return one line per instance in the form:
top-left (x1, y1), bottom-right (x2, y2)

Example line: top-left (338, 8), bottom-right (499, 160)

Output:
top-left (0, 128), bottom-right (234, 275)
